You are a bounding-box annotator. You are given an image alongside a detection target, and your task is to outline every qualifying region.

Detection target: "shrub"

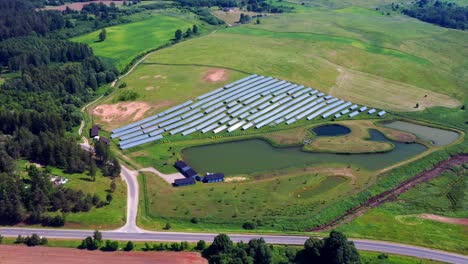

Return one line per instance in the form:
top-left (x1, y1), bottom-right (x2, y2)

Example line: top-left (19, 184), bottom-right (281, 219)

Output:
top-left (190, 217), bottom-right (199, 224)
top-left (196, 240), bottom-right (206, 250)
top-left (242, 221), bottom-right (256, 230)
top-left (124, 241), bottom-right (134, 251)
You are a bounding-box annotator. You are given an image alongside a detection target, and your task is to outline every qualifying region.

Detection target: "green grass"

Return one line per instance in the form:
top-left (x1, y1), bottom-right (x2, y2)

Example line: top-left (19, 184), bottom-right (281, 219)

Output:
top-left (337, 169), bottom-right (468, 254)
top-left (360, 251), bottom-right (445, 264)
top-left (72, 15), bottom-right (194, 71)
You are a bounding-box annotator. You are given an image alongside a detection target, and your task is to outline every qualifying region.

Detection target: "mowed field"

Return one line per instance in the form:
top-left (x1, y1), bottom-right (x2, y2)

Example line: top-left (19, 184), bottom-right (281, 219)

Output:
top-left (72, 15), bottom-right (193, 71)
top-left (138, 6), bottom-right (465, 112)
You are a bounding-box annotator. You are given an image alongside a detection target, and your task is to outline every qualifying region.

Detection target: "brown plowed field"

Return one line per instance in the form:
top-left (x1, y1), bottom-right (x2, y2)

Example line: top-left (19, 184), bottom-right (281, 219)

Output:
top-left (308, 154), bottom-right (468, 231)
top-left (0, 245), bottom-right (207, 264)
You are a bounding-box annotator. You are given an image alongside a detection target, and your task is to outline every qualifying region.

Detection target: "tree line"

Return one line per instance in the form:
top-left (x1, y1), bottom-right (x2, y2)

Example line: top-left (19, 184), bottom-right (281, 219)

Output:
top-left (402, 0), bottom-right (467, 30)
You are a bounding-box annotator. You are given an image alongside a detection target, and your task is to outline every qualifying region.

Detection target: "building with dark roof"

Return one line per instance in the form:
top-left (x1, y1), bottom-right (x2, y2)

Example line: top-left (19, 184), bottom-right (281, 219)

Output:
top-left (90, 125), bottom-right (100, 138)
top-left (100, 137), bottom-right (110, 145)
top-left (174, 160), bottom-right (200, 179)
top-left (202, 173), bottom-right (224, 183)
top-left (173, 177), bottom-right (196, 187)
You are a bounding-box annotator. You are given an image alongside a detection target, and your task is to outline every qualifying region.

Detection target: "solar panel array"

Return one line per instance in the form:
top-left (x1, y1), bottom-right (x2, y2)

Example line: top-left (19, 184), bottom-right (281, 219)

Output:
top-left (111, 74), bottom-right (387, 149)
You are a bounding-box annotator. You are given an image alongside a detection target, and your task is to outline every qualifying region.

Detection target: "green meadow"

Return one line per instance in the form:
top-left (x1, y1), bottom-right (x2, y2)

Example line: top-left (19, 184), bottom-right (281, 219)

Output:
top-left (72, 15), bottom-right (194, 71)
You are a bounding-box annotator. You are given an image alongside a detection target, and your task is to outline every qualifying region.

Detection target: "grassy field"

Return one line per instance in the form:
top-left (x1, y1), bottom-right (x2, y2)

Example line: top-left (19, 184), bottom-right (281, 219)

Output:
top-left (337, 168), bottom-right (468, 254)
top-left (72, 15), bottom-right (194, 71)
top-left (18, 162), bottom-right (126, 229)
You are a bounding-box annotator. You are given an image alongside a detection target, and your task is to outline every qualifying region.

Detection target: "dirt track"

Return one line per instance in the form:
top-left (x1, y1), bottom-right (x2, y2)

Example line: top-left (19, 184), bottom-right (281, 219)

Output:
top-left (0, 245), bottom-right (207, 264)
top-left (308, 154), bottom-right (468, 231)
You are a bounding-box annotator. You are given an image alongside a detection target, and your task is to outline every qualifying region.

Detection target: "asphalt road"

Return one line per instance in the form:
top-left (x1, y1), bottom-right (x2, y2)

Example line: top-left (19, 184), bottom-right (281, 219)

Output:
top-left (115, 166), bottom-right (142, 233)
top-left (0, 228), bottom-right (467, 263)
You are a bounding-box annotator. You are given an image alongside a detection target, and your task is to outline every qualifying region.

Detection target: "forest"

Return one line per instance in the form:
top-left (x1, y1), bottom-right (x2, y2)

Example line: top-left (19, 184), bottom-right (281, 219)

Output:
top-left (403, 0), bottom-right (467, 30)
top-left (0, 0), bottom-right (120, 226)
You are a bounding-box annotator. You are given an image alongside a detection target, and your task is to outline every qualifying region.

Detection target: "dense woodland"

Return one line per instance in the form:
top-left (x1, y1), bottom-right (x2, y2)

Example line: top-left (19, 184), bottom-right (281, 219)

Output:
top-left (0, 0), bottom-right (120, 226)
top-left (403, 0), bottom-right (467, 30)
top-left (174, 0), bottom-right (294, 13)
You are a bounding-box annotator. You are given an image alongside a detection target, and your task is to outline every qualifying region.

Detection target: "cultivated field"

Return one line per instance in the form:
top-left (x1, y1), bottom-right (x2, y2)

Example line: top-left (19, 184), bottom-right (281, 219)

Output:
top-left (0, 245), bottom-right (207, 264)
top-left (72, 15), bottom-right (194, 71)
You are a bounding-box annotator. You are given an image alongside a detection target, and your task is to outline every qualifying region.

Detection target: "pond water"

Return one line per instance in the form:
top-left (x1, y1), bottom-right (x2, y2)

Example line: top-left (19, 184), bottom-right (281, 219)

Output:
top-left (312, 124), bottom-right (351, 136)
top-left (382, 121), bottom-right (459, 146)
top-left (182, 129), bottom-right (428, 175)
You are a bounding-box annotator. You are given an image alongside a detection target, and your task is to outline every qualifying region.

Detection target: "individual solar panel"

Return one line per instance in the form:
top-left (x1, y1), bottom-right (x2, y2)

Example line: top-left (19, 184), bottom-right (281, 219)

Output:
top-left (163, 113), bottom-right (204, 131)
top-left (322, 102), bottom-right (352, 118)
top-left (271, 93), bottom-right (288, 103)
top-left (248, 95), bottom-right (273, 108)
top-left (307, 100), bottom-right (345, 120)
top-left (258, 102), bottom-right (271, 110)
top-left (119, 134), bottom-right (149, 146)
top-left (292, 88), bottom-right (312, 98)
top-left (158, 116), bottom-right (182, 128)
top-left (202, 123), bottom-right (219, 133)
top-left (247, 103), bottom-right (280, 121)
top-left (286, 118), bottom-right (296, 124)
top-left (273, 84), bottom-right (299, 96)
top-left (243, 95), bottom-right (261, 105)
top-left (227, 104), bottom-right (243, 114)
top-left (350, 104), bottom-right (358, 110)
top-left (224, 74), bottom-right (258, 88)
top-left (324, 95), bottom-right (333, 100)
top-left (359, 106), bottom-right (368, 112)
top-left (182, 128), bottom-right (197, 136)
top-left (143, 125), bottom-right (161, 134)
top-left (310, 90), bottom-right (318, 95)
top-left (219, 117), bottom-right (231, 124)
top-left (111, 126), bottom-right (141, 139)
top-left (237, 80), bottom-right (287, 102)
top-left (341, 109), bottom-right (350, 115)
top-left (325, 98), bottom-right (338, 104)
top-left (334, 113), bottom-right (341, 118)
top-left (227, 101), bottom-right (238, 108)
top-left (250, 109), bottom-right (258, 114)
top-left (274, 118), bottom-right (284, 124)
top-left (231, 105), bottom-right (253, 117)
top-left (368, 109), bottom-right (376, 114)
top-left (205, 102), bottom-right (224, 113)
top-left (255, 95), bottom-right (317, 125)
top-left (286, 85), bottom-right (305, 95)
top-left (196, 113), bottom-right (227, 130)
top-left (170, 108), bottom-right (226, 135)
top-left (228, 120), bottom-right (246, 132)
top-left (181, 109), bottom-right (200, 119)
top-left (278, 96), bottom-right (293, 105)
top-left (140, 106), bottom-right (191, 129)
top-left (317, 92), bottom-right (325, 97)
top-left (112, 114), bottom-right (158, 133)
top-left (295, 102), bottom-right (327, 120)
top-left (284, 98), bottom-right (325, 120)
top-left (213, 125), bottom-right (227, 134)
top-left (378, 110), bottom-right (386, 117)
top-left (120, 131), bottom-right (144, 141)
top-left (242, 123), bottom-right (253, 130)
top-left (225, 78), bottom-right (279, 104)
top-left (196, 87), bottom-right (224, 101)
top-left (228, 118), bottom-right (239, 126)
top-left (262, 82), bottom-right (292, 96)
top-left (349, 111), bottom-right (360, 117)
top-left (239, 112), bottom-right (250, 119)
top-left (160, 101), bottom-right (193, 116)
top-left (120, 135), bottom-right (163, 150)
top-left (149, 129), bottom-right (164, 137)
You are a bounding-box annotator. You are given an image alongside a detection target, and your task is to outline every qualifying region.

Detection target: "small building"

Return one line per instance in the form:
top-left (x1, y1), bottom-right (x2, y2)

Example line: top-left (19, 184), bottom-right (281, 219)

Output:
top-left (173, 177), bottom-right (196, 187)
top-left (90, 125), bottom-right (100, 138)
top-left (202, 173), bottom-right (224, 183)
top-left (174, 160), bottom-right (200, 179)
top-left (100, 136), bottom-right (110, 145)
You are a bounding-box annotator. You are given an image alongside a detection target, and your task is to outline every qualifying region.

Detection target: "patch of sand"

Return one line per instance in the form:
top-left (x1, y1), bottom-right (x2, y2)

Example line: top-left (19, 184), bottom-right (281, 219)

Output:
top-left (203, 68), bottom-right (229, 83)
top-left (145, 86), bottom-right (154, 91)
top-left (0, 245), bottom-right (207, 264)
top-left (420, 214), bottom-right (468, 226)
top-left (154, 75), bottom-right (166, 79)
top-left (225, 177), bottom-right (248, 182)
top-left (92, 101), bottom-right (151, 124)
top-left (139, 75), bottom-right (150, 80)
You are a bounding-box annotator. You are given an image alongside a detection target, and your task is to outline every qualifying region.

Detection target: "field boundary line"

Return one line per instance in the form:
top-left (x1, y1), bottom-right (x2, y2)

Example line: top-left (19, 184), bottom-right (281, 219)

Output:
top-left (142, 61), bottom-right (253, 75)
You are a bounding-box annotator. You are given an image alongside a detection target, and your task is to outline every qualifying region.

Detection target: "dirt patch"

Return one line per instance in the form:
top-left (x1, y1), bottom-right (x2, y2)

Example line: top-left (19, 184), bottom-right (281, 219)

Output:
top-left (202, 68), bottom-right (228, 83)
top-left (41, 1), bottom-right (123, 11)
top-left (0, 245), bottom-right (207, 264)
top-left (420, 214), bottom-right (468, 226)
top-left (145, 86), bottom-right (154, 91)
top-left (92, 101), bottom-right (151, 124)
top-left (139, 75), bottom-right (150, 80)
top-left (225, 177), bottom-right (248, 182)
top-left (308, 154), bottom-right (468, 231)
top-left (154, 75), bottom-right (166, 79)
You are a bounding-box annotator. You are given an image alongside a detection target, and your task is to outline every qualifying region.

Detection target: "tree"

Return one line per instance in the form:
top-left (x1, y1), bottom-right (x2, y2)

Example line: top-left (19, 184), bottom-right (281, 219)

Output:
top-left (99, 29), bottom-right (107, 42)
top-left (322, 231), bottom-right (361, 264)
top-left (93, 230), bottom-right (102, 243)
top-left (124, 241), bottom-right (135, 251)
top-left (296, 237), bottom-right (323, 263)
top-left (164, 222), bottom-right (171, 230)
top-left (110, 180), bottom-right (116, 193)
top-left (106, 193), bottom-right (113, 204)
top-left (196, 240), bottom-right (206, 250)
top-left (256, 18), bottom-right (260, 24)
top-left (175, 29), bottom-right (183, 41)
top-left (26, 233), bottom-right (41, 247)
top-left (205, 234), bottom-right (233, 256)
top-left (88, 158), bottom-right (97, 181)
top-left (247, 238), bottom-right (272, 264)
top-left (102, 240), bottom-right (119, 251)
top-left (243, 221), bottom-right (256, 230)
top-left (192, 24), bottom-right (199, 34)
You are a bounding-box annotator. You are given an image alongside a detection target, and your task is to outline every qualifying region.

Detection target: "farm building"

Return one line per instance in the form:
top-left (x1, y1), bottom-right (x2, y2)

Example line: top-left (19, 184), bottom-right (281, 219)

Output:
top-left (202, 173), bottom-right (224, 183)
top-left (174, 161), bottom-right (200, 179)
top-left (100, 137), bottom-right (110, 145)
top-left (173, 177), bottom-right (196, 187)
top-left (90, 125), bottom-right (100, 138)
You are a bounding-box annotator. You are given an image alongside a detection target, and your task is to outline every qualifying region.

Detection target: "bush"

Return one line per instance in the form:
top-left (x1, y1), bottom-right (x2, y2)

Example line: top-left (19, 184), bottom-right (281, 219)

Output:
top-left (15, 235), bottom-right (25, 244)
top-left (190, 217), bottom-right (199, 224)
top-left (25, 234), bottom-right (41, 247)
top-left (196, 240), bottom-right (206, 250)
top-left (118, 82), bottom-right (127, 88)
top-left (242, 221), bottom-right (256, 230)
top-left (116, 90), bottom-right (138, 101)
top-left (164, 222), bottom-right (171, 230)
top-left (102, 240), bottom-right (119, 251)
top-left (124, 241), bottom-right (134, 251)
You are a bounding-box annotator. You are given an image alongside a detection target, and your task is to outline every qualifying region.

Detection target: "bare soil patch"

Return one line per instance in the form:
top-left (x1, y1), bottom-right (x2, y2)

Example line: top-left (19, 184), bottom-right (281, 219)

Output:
top-left (0, 245), bottom-right (207, 264)
top-left (225, 176), bottom-right (248, 182)
top-left (145, 86), bottom-right (154, 91)
top-left (139, 75), bottom-right (150, 80)
top-left (91, 101), bottom-right (151, 126)
top-left (41, 1), bottom-right (123, 11)
top-left (420, 214), bottom-right (468, 226)
top-left (202, 68), bottom-right (229, 83)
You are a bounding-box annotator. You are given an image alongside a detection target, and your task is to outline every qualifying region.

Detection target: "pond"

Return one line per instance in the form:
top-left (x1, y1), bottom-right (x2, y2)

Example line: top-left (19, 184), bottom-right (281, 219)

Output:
top-left (182, 129), bottom-right (428, 175)
top-left (312, 124), bottom-right (351, 136)
top-left (382, 121), bottom-right (460, 146)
